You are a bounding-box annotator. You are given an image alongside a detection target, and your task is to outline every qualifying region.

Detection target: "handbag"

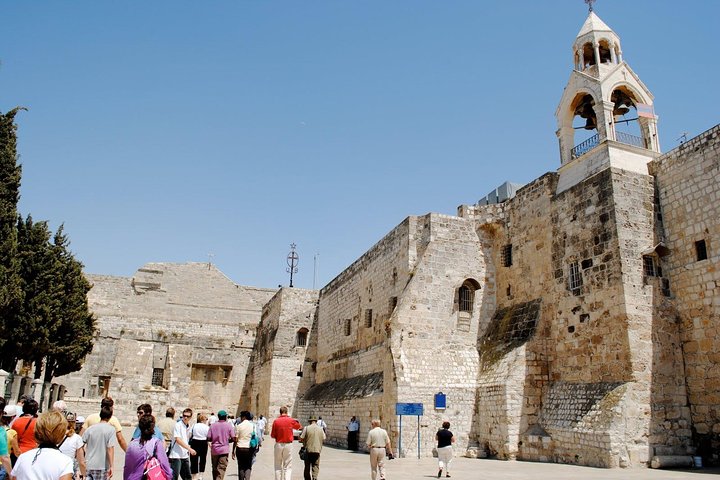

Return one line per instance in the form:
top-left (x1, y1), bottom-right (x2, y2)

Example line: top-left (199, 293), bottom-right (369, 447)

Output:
top-left (298, 446), bottom-right (306, 460)
top-left (144, 439), bottom-right (170, 480)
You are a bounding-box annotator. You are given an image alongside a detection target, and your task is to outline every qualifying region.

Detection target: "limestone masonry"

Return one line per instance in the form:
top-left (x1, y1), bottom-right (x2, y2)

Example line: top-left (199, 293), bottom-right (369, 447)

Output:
top-left (55, 10), bottom-right (719, 468)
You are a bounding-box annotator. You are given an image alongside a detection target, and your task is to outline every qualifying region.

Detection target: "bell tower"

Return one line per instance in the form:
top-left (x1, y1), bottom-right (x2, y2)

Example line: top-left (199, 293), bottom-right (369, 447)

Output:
top-left (555, 7), bottom-right (660, 192)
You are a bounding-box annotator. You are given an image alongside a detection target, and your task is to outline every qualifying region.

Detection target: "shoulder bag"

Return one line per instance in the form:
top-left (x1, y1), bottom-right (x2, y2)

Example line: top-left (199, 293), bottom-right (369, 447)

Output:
top-left (144, 438), bottom-right (170, 480)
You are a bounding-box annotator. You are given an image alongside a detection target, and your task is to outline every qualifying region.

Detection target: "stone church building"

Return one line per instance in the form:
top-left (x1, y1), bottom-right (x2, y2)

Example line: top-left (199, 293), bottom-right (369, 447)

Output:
top-left (57, 10), bottom-right (719, 468)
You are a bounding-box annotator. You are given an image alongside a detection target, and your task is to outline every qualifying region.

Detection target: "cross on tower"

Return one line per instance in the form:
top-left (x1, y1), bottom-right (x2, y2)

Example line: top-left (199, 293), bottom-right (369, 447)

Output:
top-left (585, 0), bottom-right (596, 12)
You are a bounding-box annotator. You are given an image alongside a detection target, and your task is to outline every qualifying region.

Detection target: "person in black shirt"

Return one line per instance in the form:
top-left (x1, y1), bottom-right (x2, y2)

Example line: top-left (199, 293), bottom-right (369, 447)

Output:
top-left (435, 421), bottom-right (455, 478)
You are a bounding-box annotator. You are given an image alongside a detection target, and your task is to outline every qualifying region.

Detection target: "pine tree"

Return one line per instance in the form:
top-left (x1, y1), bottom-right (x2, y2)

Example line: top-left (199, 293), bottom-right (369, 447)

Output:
top-left (43, 226), bottom-right (95, 380)
top-left (12, 215), bottom-right (61, 371)
top-left (0, 108), bottom-right (25, 368)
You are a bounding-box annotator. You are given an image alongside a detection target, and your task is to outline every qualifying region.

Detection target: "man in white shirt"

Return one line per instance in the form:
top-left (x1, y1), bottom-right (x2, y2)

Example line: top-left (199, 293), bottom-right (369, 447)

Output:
top-left (169, 408), bottom-right (197, 480)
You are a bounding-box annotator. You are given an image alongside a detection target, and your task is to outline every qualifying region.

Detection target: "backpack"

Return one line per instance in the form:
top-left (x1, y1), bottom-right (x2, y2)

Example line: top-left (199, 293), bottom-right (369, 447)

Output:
top-left (249, 430), bottom-right (258, 449)
top-left (144, 438), bottom-right (170, 480)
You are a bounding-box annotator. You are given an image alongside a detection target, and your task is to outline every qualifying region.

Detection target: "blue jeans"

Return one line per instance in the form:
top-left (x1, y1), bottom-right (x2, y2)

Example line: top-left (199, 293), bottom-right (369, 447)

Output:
top-left (170, 458), bottom-right (192, 480)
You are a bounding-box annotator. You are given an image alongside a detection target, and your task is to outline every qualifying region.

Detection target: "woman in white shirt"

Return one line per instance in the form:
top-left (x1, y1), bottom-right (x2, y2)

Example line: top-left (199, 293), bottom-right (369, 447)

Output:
top-left (58, 413), bottom-right (86, 480)
top-left (10, 411), bottom-right (74, 480)
top-left (190, 414), bottom-right (210, 480)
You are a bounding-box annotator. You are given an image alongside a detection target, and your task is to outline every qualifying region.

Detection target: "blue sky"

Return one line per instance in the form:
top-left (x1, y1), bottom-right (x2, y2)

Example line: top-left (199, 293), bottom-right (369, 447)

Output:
top-left (1, 1), bottom-right (717, 290)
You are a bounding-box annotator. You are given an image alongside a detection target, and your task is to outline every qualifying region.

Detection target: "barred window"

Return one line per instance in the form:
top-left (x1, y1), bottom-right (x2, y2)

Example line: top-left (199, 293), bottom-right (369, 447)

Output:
top-left (344, 318), bottom-right (351, 336)
top-left (643, 255), bottom-right (657, 277)
top-left (459, 285), bottom-right (474, 312)
top-left (365, 309), bottom-right (373, 328)
top-left (568, 262), bottom-right (583, 292)
top-left (296, 328), bottom-right (308, 347)
top-left (501, 244), bottom-right (513, 267)
top-left (151, 368), bottom-right (164, 387)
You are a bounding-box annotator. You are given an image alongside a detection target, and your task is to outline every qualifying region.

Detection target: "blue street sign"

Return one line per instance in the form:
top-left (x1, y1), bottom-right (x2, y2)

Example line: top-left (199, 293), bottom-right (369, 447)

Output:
top-left (396, 402), bottom-right (424, 416)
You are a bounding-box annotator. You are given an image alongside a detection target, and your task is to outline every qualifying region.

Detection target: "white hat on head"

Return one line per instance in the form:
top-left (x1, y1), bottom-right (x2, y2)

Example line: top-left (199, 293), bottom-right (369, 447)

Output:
top-left (3, 405), bottom-right (16, 417)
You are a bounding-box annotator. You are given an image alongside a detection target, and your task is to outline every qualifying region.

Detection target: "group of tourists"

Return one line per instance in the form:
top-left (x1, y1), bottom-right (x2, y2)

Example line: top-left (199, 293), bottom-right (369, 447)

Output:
top-left (0, 396), bottom-right (264, 480)
top-left (0, 394), bottom-right (455, 480)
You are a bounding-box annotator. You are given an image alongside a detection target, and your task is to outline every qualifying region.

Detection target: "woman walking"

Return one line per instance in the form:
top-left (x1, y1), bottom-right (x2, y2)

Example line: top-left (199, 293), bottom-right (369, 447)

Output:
top-left (58, 413), bottom-right (86, 480)
top-left (190, 414), bottom-right (209, 480)
top-left (435, 421), bottom-right (455, 478)
top-left (123, 415), bottom-right (173, 480)
top-left (232, 411), bottom-right (255, 480)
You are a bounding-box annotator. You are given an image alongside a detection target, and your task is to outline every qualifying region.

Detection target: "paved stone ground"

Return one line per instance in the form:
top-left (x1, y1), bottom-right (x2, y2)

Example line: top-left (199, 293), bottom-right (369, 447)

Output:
top-left (112, 430), bottom-right (719, 480)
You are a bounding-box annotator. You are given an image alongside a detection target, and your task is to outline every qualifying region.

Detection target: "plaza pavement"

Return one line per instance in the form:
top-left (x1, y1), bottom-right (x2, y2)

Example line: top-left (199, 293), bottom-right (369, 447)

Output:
top-left (112, 428), bottom-right (720, 480)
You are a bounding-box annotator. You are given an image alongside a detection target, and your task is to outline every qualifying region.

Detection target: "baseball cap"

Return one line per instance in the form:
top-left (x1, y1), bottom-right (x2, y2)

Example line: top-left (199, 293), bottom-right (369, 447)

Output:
top-left (218, 410), bottom-right (227, 417)
top-left (2, 405), bottom-right (16, 417)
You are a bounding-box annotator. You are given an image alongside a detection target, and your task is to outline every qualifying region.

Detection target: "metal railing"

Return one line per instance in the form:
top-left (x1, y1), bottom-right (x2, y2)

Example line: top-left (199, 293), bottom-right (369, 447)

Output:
top-left (571, 134), bottom-right (599, 159)
top-left (615, 131), bottom-right (645, 148)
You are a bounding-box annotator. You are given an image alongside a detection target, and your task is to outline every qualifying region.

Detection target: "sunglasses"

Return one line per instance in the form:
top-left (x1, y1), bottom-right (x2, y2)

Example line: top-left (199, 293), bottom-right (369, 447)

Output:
top-left (182, 414), bottom-right (192, 418)
top-left (137, 411), bottom-right (145, 415)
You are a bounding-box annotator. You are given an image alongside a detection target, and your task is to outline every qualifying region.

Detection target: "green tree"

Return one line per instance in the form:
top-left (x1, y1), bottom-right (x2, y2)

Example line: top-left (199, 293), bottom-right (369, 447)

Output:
top-left (0, 108), bottom-right (25, 367)
top-left (43, 226), bottom-right (95, 380)
top-left (12, 215), bottom-right (61, 373)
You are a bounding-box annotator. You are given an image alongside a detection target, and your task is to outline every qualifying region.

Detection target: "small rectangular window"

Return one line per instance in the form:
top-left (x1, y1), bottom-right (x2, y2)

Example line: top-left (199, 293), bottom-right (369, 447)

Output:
top-left (643, 255), bottom-right (657, 277)
top-left (501, 244), bottom-right (513, 267)
top-left (695, 239), bottom-right (708, 261)
top-left (151, 369), bottom-right (164, 387)
top-left (568, 262), bottom-right (583, 292)
top-left (365, 309), bottom-right (373, 328)
top-left (344, 319), bottom-right (352, 336)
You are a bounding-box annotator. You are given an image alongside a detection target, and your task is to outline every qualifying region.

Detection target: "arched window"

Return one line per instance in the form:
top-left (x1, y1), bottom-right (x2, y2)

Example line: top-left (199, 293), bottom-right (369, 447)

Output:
top-left (458, 279), bottom-right (481, 313)
top-left (296, 328), bottom-right (309, 347)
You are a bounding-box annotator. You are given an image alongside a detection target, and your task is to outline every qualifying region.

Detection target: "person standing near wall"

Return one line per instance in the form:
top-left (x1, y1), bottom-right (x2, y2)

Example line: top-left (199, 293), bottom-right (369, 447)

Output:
top-left (435, 421), bottom-right (455, 478)
top-left (232, 411), bottom-right (255, 480)
top-left (299, 416), bottom-right (325, 480)
top-left (346, 416), bottom-right (359, 451)
top-left (366, 419), bottom-right (393, 480)
top-left (270, 406), bottom-right (301, 480)
top-left (256, 416), bottom-right (266, 446)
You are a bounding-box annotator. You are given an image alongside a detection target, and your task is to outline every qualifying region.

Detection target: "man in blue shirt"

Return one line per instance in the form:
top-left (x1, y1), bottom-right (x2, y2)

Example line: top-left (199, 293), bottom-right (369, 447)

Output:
top-left (131, 403), bottom-right (164, 441)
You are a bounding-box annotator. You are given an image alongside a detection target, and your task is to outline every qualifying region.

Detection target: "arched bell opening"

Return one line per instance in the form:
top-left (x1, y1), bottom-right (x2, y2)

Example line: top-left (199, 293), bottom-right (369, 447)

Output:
top-left (611, 87), bottom-right (645, 148)
top-left (598, 40), bottom-right (613, 64)
top-left (582, 42), bottom-right (595, 68)
top-left (570, 93), bottom-right (599, 158)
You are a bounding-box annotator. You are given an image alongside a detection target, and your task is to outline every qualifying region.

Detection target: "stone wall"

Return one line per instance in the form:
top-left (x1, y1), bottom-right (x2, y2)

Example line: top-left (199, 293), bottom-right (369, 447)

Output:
top-left (652, 124), bottom-right (720, 459)
top-left (243, 287), bottom-right (318, 418)
top-left (58, 263), bottom-right (276, 421)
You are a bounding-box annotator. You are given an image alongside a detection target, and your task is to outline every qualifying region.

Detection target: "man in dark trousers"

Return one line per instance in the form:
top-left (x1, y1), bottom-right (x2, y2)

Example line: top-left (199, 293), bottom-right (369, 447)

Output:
top-left (300, 416), bottom-right (326, 480)
top-left (346, 416), bottom-right (360, 451)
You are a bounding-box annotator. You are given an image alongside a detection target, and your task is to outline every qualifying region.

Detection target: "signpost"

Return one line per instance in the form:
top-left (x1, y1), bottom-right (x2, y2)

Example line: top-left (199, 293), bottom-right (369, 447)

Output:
top-left (396, 402), bottom-right (423, 459)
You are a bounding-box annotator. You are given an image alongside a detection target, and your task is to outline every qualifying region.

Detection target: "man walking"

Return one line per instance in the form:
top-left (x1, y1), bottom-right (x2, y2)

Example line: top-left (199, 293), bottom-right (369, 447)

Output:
top-left (82, 406), bottom-right (116, 480)
top-left (80, 396), bottom-right (128, 452)
top-left (207, 409), bottom-right (236, 480)
top-left (132, 403), bottom-right (164, 441)
top-left (299, 416), bottom-right (326, 480)
top-left (158, 407), bottom-right (177, 449)
top-left (346, 416), bottom-right (360, 451)
top-left (270, 406), bottom-right (302, 480)
top-left (316, 416), bottom-right (327, 435)
top-left (169, 408), bottom-right (197, 480)
top-left (366, 419), bottom-right (393, 480)
top-left (256, 415), bottom-right (266, 446)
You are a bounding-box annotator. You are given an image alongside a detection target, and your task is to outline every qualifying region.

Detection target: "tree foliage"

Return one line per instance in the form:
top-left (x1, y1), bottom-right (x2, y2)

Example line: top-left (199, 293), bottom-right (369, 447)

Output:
top-left (0, 108), bottom-right (25, 361)
top-left (0, 109), bottom-right (96, 378)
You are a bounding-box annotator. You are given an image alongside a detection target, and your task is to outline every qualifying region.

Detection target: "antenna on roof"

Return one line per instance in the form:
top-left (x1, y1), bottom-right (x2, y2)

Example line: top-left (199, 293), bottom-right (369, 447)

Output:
top-left (677, 132), bottom-right (689, 144)
top-left (207, 252), bottom-right (215, 270)
top-left (585, 0), bottom-right (596, 12)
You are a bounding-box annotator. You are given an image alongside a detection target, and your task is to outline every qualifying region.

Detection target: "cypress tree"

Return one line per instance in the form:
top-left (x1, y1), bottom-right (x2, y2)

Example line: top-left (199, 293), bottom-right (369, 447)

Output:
top-left (0, 108), bottom-right (25, 367)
